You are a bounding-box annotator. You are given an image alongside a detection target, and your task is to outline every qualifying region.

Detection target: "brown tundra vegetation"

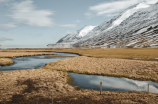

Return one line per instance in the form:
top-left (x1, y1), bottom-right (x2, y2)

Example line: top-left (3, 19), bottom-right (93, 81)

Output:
top-left (0, 68), bottom-right (158, 104)
top-left (0, 48), bottom-right (158, 104)
top-left (45, 56), bottom-right (158, 82)
top-left (0, 58), bottom-right (14, 66)
top-left (0, 52), bottom-right (56, 58)
top-left (3, 48), bottom-right (158, 60)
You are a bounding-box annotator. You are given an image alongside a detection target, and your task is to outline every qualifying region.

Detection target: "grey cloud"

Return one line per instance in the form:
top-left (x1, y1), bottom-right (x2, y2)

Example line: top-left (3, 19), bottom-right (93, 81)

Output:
top-left (86, 0), bottom-right (145, 17)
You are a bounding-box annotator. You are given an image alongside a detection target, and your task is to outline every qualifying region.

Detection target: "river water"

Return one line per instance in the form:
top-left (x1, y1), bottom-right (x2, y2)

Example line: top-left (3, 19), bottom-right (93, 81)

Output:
top-left (0, 52), bottom-right (78, 72)
top-left (1, 52), bottom-right (158, 93)
top-left (69, 73), bottom-right (158, 93)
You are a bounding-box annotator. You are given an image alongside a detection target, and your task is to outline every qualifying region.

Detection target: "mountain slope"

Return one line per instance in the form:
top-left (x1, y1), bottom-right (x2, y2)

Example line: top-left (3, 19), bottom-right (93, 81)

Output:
top-left (73, 1), bottom-right (158, 48)
top-left (56, 26), bottom-right (96, 44)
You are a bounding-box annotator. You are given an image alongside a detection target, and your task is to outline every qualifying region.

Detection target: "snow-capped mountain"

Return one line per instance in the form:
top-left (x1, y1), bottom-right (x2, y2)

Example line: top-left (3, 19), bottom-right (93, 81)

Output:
top-left (73, 1), bottom-right (158, 48)
top-left (56, 26), bottom-right (96, 44)
top-left (50, 1), bottom-right (158, 48)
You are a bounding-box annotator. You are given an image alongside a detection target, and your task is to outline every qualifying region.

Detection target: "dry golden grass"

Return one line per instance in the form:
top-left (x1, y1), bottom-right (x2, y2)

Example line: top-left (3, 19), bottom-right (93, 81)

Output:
top-left (0, 58), bottom-right (14, 66)
top-left (45, 48), bottom-right (158, 60)
top-left (45, 56), bottom-right (158, 82)
top-left (0, 52), bottom-right (56, 58)
top-left (0, 49), bottom-right (54, 52)
top-left (0, 48), bottom-right (158, 103)
top-left (2, 48), bottom-right (158, 60)
top-left (0, 68), bottom-right (158, 104)
top-left (0, 68), bottom-right (74, 103)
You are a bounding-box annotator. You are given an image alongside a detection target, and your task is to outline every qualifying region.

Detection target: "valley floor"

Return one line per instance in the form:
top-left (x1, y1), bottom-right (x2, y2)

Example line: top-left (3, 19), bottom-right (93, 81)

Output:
top-left (45, 56), bottom-right (158, 83)
top-left (0, 48), bottom-right (158, 104)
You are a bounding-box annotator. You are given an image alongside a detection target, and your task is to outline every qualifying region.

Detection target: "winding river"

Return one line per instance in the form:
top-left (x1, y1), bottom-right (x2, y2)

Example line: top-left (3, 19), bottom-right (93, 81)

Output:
top-left (1, 52), bottom-right (158, 93)
top-left (0, 52), bottom-right (78, 72)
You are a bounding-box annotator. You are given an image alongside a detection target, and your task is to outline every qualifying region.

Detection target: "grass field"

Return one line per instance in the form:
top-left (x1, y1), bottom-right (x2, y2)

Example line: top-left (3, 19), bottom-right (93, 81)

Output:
top-left (3, 48), bottom-right (158, 60)
top-left (0, 52), bottom-right (56, 58)
top-left (0, 48), bottom-right (158, 103)
top-left (0, 68), bottom-right (158, 104)
top-left (48, 48), bottom-right (158, 60)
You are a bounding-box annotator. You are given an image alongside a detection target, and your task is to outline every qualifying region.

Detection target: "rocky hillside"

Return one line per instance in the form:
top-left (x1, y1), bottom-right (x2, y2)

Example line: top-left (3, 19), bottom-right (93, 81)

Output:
top-left (56, 26), bottom-right (96, 44)
top-left (50, 1), bottom-right (158, 48)
top-left (73, 1), bottom-right (158, 48)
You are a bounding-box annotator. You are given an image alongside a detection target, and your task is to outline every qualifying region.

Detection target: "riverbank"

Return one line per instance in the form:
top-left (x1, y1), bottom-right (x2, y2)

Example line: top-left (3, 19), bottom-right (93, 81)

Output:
top-left (0, 58), bottom-right (14, 66)
top-left (0, 52), bottom-right (56, 58)
top-left (0, 68), bottom-right (158, 104)
top-left (0, 52), bottom-right (56, 66)
top-left (45, 56), bottom-right (158, 83)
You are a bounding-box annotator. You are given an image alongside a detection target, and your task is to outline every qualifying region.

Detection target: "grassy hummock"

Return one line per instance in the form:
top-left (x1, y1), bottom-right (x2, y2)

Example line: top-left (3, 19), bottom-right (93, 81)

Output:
top-left (0, 58), bottom-right (14, 66)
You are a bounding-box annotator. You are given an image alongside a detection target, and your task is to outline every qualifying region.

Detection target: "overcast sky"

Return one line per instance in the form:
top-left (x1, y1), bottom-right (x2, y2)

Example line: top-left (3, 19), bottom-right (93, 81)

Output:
top-left (0, 0), bottom-right (155, 47)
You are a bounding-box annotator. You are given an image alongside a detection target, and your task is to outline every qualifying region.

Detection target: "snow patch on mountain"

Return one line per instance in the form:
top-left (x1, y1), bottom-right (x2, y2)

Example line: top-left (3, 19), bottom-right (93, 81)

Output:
top-left (77, 26), bottom-right (96, 38)
top-left (56, 25), bottom-right (96, 44)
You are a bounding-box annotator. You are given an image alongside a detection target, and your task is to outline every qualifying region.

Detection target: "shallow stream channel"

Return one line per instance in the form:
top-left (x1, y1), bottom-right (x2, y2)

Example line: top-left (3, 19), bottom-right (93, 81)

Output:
top-left (1, 52), bottom-right (158, 93)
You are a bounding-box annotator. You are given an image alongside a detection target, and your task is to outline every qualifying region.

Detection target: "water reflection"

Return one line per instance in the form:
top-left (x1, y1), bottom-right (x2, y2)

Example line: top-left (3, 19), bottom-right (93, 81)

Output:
top-left (69, 73), bottom-right (158, 93)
